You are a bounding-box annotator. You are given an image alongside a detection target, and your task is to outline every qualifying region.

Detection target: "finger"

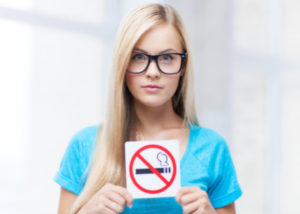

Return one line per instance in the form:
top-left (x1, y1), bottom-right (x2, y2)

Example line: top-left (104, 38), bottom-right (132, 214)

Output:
top-left (107, 191), bottom-right (126, 208)
top-left (110, 185), bottom-right (133, 207)
top-left (96, 197), bottom-right (116, 214)
top-left (182, 200), bottom-right (200, 214)
top-left (100, 183), bottom-right (133, 208)
top-left (176, 187), bottom-right (202, 203)
top-left (106, 201), bottom-right (123, 213)
top-left (100, 206), bottom-right (116, 214)
top-left (100, 196), bottom-right (123, 213)
top-left (180, 191), bottom-right (200, 205)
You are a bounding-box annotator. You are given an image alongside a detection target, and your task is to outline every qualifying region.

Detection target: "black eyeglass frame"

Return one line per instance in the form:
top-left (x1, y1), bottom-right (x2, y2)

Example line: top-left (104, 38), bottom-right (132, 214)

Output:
top-left (127, 52), bottom-right (187, 75)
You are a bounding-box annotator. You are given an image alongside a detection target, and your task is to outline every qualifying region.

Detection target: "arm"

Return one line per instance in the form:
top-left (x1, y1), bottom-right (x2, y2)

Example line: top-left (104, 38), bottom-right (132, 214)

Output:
top-left (57, 187), bottom-right (77, 214)
top-left (216, 203), bottom-right (236, 214)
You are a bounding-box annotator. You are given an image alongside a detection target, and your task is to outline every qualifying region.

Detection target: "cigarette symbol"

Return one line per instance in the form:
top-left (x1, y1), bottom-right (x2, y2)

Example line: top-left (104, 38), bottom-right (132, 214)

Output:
top-left (135, 167), bottom-right (171, 174)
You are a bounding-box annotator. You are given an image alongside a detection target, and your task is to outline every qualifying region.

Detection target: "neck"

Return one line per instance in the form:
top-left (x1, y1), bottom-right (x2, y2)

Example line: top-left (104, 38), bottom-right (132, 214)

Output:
top-left (133, 100), bottom-right (184, 136)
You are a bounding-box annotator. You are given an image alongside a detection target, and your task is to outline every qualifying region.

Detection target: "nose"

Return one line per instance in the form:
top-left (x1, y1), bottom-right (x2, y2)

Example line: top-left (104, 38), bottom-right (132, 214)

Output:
top-left (145, 59), bottom-right (160, 79)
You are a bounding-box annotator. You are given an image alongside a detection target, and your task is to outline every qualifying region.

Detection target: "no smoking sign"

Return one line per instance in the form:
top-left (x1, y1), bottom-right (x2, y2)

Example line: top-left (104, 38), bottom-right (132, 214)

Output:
top-left (125, 140), bottom-right (181, 198)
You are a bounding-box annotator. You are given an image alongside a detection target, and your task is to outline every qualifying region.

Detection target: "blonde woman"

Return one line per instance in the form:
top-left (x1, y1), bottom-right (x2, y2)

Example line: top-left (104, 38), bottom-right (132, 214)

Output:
top-left (55, 3), bottom-right (242, 214)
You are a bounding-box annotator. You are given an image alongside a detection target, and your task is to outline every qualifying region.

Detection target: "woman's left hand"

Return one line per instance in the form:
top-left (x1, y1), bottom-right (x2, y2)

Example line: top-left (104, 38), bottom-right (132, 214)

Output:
top-left (175, 187), bottom-right (217, 214)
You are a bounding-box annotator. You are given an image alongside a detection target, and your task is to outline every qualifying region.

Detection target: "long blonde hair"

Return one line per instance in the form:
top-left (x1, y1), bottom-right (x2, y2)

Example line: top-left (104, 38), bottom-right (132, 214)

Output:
top-left (71, 3), bottom-right (198, 213)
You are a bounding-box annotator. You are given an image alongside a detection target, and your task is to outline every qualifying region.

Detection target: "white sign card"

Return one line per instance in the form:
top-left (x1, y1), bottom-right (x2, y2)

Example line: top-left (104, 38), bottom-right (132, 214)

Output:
top-left (125, 140), bottom-right (181, 198)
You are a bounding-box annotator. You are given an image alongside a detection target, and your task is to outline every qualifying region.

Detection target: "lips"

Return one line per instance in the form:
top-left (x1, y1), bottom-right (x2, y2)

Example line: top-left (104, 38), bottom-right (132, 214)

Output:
top-left (142, 84), bottom-right (162, 92)
top-left (142, 85), bottom-right (162, 89)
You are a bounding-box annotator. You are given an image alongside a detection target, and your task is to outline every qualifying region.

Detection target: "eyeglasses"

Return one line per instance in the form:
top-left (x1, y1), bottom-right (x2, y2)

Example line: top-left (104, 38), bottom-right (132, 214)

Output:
top-left (127, 52), bottom-right (186, 75)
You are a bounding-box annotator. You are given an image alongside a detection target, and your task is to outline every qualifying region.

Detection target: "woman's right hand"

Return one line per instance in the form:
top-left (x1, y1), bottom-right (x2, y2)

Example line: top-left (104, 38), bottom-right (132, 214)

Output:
top-left (78, 183), bottom-right (133, 214)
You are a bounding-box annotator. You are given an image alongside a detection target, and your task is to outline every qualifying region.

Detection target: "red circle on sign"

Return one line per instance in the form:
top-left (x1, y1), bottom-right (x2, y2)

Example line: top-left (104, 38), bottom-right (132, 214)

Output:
top-left (129, 144), bottom-right (177, 194)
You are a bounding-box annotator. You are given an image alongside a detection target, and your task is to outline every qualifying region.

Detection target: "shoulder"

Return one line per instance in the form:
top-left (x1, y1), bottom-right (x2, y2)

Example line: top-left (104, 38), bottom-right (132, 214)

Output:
top-left (71, 125), bottom-right (99, 142)
top-left (185, 125), bottom-right (242, 208)
top-left (188, 124), bottom-right (235, 174)
top-left (68, 125), bottom-right (99, 150)
top-left (187, 124), bottom-right (232, 164)
top-left (63, 125), bottom-right (100, 164)
top-left (189, 124), bottom-right (228, 151)
top-left (54, 125), bottom-right (100, 194)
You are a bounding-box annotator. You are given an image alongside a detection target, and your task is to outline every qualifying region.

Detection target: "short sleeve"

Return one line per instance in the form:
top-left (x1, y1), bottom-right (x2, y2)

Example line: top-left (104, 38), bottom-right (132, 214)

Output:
top-left (208, 137), bottom-right (242, 208)
top-left (54, 126), bottom-right (98, 195)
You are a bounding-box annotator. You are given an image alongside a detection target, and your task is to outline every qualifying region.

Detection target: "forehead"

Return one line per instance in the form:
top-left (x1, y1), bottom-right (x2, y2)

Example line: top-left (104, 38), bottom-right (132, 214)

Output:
top-left (134, 23), bottom-right (183, 53)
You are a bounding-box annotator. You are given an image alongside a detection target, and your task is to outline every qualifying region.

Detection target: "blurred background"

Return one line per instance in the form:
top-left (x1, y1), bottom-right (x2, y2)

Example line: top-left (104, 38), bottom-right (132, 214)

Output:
top-left (0, 0), bottom-right (299, 213)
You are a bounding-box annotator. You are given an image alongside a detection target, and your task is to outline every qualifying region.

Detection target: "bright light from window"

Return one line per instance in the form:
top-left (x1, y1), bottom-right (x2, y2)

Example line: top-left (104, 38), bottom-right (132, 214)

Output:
top-left (0, 0), bottom-right (33, 10)
top-left (0, 19), bottom-right (32, 213)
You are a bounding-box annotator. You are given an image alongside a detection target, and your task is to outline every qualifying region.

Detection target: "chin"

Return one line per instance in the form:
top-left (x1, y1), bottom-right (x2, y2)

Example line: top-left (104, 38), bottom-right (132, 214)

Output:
top-left (138, 98), bottom-right (170, 109)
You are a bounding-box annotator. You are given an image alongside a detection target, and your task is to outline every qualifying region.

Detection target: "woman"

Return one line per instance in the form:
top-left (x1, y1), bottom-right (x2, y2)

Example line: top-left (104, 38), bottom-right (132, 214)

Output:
top-left (55, 3), bottom-right (242, 214)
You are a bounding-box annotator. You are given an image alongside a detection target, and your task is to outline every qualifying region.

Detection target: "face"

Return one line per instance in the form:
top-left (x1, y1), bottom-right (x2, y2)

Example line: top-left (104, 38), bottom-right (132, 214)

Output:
top-left (125, 23), bottom-right (184, 109)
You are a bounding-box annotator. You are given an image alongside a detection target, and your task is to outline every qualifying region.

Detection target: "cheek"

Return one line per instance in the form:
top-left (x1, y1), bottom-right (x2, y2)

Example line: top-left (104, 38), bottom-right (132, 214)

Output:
top-left (167, 76), bottom-right (181, 95)
top-left (125, 73), bottom-right (139, 93)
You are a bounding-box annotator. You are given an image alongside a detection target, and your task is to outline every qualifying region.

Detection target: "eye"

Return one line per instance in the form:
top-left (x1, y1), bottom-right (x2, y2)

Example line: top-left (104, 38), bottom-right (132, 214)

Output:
top-left (131, 53), bottom-right (147, 61)
top-left (159, 54), bottom-right (173, 61)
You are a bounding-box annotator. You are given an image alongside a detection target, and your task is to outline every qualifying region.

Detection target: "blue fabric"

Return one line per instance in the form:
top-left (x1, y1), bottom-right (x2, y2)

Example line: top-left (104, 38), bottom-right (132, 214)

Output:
top-left (54, 124), bottom-right (242, 213)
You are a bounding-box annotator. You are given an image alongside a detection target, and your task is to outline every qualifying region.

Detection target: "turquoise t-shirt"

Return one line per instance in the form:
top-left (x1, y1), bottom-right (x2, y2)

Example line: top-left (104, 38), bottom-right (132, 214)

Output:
top-left (54, 124), bottom-right (242, 213)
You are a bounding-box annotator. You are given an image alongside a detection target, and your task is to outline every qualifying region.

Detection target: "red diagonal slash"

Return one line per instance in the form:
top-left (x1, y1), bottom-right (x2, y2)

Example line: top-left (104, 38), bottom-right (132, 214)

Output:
top-left (136, 153), bottom-right (169, 185)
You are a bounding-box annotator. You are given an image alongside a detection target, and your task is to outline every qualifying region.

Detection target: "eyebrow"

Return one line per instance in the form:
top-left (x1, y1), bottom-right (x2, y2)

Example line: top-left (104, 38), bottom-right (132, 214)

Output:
top-left (133, 48), bottom-right (178, 54)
